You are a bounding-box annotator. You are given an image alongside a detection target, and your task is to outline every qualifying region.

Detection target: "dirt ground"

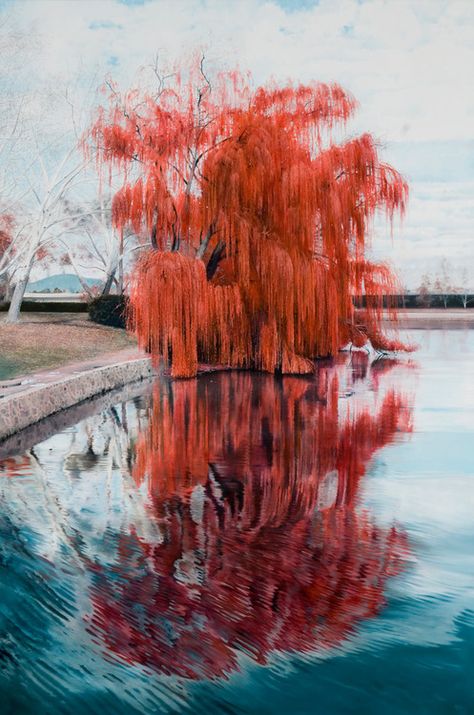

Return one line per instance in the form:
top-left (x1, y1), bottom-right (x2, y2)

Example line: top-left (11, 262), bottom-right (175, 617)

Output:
top-left (0, 313), bottom-right (136, 380)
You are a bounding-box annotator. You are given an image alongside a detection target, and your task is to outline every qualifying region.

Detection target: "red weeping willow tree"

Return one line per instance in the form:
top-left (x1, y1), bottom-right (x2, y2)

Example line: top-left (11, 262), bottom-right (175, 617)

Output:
top-left (88, 58), bottom-right (410, 377)
top-left (87, 361), bottom-right (412, 679)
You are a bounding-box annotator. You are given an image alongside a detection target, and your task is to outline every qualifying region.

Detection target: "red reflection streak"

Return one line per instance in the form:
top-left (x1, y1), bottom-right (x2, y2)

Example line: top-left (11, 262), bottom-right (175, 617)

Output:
top-left (0, 455), bottom-right (33, 477)
top-left (89, 363), bottom-right (412, 679)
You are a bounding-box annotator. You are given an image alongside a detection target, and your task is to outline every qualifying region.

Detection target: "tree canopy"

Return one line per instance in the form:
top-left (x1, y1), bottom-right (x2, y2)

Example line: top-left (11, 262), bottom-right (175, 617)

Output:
top-left (89, 59), bottom-right (409, 377)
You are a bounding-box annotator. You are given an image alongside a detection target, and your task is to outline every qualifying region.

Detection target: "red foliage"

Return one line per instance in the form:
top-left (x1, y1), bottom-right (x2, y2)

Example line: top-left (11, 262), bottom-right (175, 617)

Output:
top-left (0, 213), bottom-right (14, 256)
top-left (87, 361), bottom-right (412, 679)
top-left (35, 245), bottom-right (50, 262)
top-left (89, 60), bottom-right (409, 377)
top-left (0, 455), bottom-right (32, 477)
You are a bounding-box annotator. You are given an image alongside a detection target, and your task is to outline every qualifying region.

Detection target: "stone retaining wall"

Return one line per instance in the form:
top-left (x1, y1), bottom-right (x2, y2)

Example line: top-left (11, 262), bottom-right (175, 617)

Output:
top-left (0, 357), bottom-right (154, 442)
top-left (0, 377), bottom-right (154, 459)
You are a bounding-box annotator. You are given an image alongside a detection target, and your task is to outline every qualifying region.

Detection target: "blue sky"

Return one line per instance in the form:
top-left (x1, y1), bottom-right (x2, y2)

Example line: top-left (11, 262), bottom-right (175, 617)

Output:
top-left (1, 0), bottom-right (473, 287)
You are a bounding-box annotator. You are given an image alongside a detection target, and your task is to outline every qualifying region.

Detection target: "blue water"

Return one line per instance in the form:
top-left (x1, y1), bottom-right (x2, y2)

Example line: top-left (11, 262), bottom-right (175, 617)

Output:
top-left (0, 328), bottom-right (473, 714)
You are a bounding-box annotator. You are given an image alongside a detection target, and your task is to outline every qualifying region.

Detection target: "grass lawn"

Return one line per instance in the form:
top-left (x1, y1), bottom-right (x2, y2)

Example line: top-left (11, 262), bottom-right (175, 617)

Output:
top-left (0, 313), bottom-right (136, 380)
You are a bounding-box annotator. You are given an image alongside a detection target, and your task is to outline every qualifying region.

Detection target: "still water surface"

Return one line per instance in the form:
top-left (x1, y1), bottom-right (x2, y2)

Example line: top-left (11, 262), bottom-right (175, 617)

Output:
top-left (0, 329), bottom-right (473, 714)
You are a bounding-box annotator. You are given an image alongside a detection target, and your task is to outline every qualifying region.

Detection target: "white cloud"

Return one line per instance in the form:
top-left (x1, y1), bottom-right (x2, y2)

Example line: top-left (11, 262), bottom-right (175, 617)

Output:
top-left (6, 0), bottom-right (474, 141)
top-left (2, 0), bottom-right (474, 282)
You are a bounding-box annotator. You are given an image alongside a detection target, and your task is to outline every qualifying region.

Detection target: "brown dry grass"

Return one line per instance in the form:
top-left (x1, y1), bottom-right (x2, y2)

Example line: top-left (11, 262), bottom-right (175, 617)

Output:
top-left (0, 313), bottom-right (136, 379)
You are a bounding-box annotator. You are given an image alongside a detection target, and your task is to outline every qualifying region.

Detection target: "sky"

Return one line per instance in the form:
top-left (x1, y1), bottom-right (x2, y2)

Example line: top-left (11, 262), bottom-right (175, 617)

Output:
top-left (1, 0), bottom-right (474, 288)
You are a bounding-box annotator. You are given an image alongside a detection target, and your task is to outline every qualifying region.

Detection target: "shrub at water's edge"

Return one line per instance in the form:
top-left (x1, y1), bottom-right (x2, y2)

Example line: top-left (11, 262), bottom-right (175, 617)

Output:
top-left (88, 295), bottom-right (128, 328)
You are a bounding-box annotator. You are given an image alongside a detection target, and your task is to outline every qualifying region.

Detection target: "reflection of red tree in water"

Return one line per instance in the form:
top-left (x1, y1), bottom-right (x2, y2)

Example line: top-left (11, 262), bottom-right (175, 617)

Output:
top-left (0, 455), bottom-right (33, 477)
top-left (89, 364), bottom-right (412, 679)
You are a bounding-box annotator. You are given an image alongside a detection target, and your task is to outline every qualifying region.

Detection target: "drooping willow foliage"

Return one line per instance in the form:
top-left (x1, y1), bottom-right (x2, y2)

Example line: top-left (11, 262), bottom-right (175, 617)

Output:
top-left (88, 59), bottom-right (409, 377)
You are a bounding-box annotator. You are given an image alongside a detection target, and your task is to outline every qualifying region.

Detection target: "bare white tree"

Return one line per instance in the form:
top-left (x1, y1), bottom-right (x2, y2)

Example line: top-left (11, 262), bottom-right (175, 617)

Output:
top-left (451, 265), bottom-right (473, 309)
top-left (0, 14), bottom-right (109, 319)
top-left (2, 139), bottom-right (90, 322)
top-left (56, 191), bottom-right (146, 298)
top-left (433, 258), bottom-right (453, 309)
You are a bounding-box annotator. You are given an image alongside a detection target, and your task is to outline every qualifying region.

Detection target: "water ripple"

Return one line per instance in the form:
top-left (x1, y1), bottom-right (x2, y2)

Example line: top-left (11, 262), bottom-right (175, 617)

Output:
top-left (0, 330), bottom-right (473, 713)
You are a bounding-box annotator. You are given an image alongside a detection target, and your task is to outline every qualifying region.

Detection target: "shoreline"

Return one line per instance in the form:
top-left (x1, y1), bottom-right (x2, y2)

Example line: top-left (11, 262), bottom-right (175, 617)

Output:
top-left (0, 349), bottom-right (155, 443)
top-left (1, 312), bottom-right (472, 442)
top-left (385, 309), bottom-right (474, 330)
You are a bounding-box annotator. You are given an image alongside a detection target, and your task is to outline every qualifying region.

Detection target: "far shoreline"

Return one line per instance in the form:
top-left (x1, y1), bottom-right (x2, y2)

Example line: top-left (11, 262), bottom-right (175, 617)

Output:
top-left (385, 308), bottom-right (474, 329)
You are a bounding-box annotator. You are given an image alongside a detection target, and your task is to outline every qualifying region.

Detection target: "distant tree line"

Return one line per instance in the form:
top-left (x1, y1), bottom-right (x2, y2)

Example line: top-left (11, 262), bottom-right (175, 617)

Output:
top-left (415, 258), bottom-right (473, 308)
top-left (353, 259), bottom-right (473, 309)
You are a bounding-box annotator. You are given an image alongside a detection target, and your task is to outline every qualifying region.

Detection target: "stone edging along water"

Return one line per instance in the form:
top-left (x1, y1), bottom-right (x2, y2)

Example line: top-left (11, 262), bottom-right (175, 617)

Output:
top-left (0, 376), bottom-right (155, 460)
top-left (0, 355), bottom-right (154, 443)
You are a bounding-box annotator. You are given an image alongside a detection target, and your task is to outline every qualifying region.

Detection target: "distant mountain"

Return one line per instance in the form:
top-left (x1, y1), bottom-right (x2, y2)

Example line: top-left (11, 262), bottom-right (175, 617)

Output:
top-left (27, 274), bottom-right (102, 294)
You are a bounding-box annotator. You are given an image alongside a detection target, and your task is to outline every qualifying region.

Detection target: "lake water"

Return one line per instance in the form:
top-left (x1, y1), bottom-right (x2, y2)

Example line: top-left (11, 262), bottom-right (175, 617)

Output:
top-left (0, 328), bottom-right (473, 714)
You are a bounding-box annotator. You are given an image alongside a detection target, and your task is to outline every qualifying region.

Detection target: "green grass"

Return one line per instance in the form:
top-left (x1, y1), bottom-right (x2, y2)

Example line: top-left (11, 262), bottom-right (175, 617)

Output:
top-left (0, 313), bottom-right (136, 381)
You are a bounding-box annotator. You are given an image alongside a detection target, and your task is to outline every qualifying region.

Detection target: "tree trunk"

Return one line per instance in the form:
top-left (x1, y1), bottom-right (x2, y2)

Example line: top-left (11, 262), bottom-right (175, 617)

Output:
top-left (117, 255), bottom-right (124, 295)
top-left (101, 268), bottom-right (117, 296)
top-left (5, 277), bottom-right (14, 302)
top-left (206, 239), bottom-right (226, 280)
top-left (196, 223), bottom-right (216, 260)
top-left (118, 231), bottom-right (124, 295)
top-left (6, 276), bottom-right (29, 323)
top-left (65, 252), bottom-right (95, 298)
